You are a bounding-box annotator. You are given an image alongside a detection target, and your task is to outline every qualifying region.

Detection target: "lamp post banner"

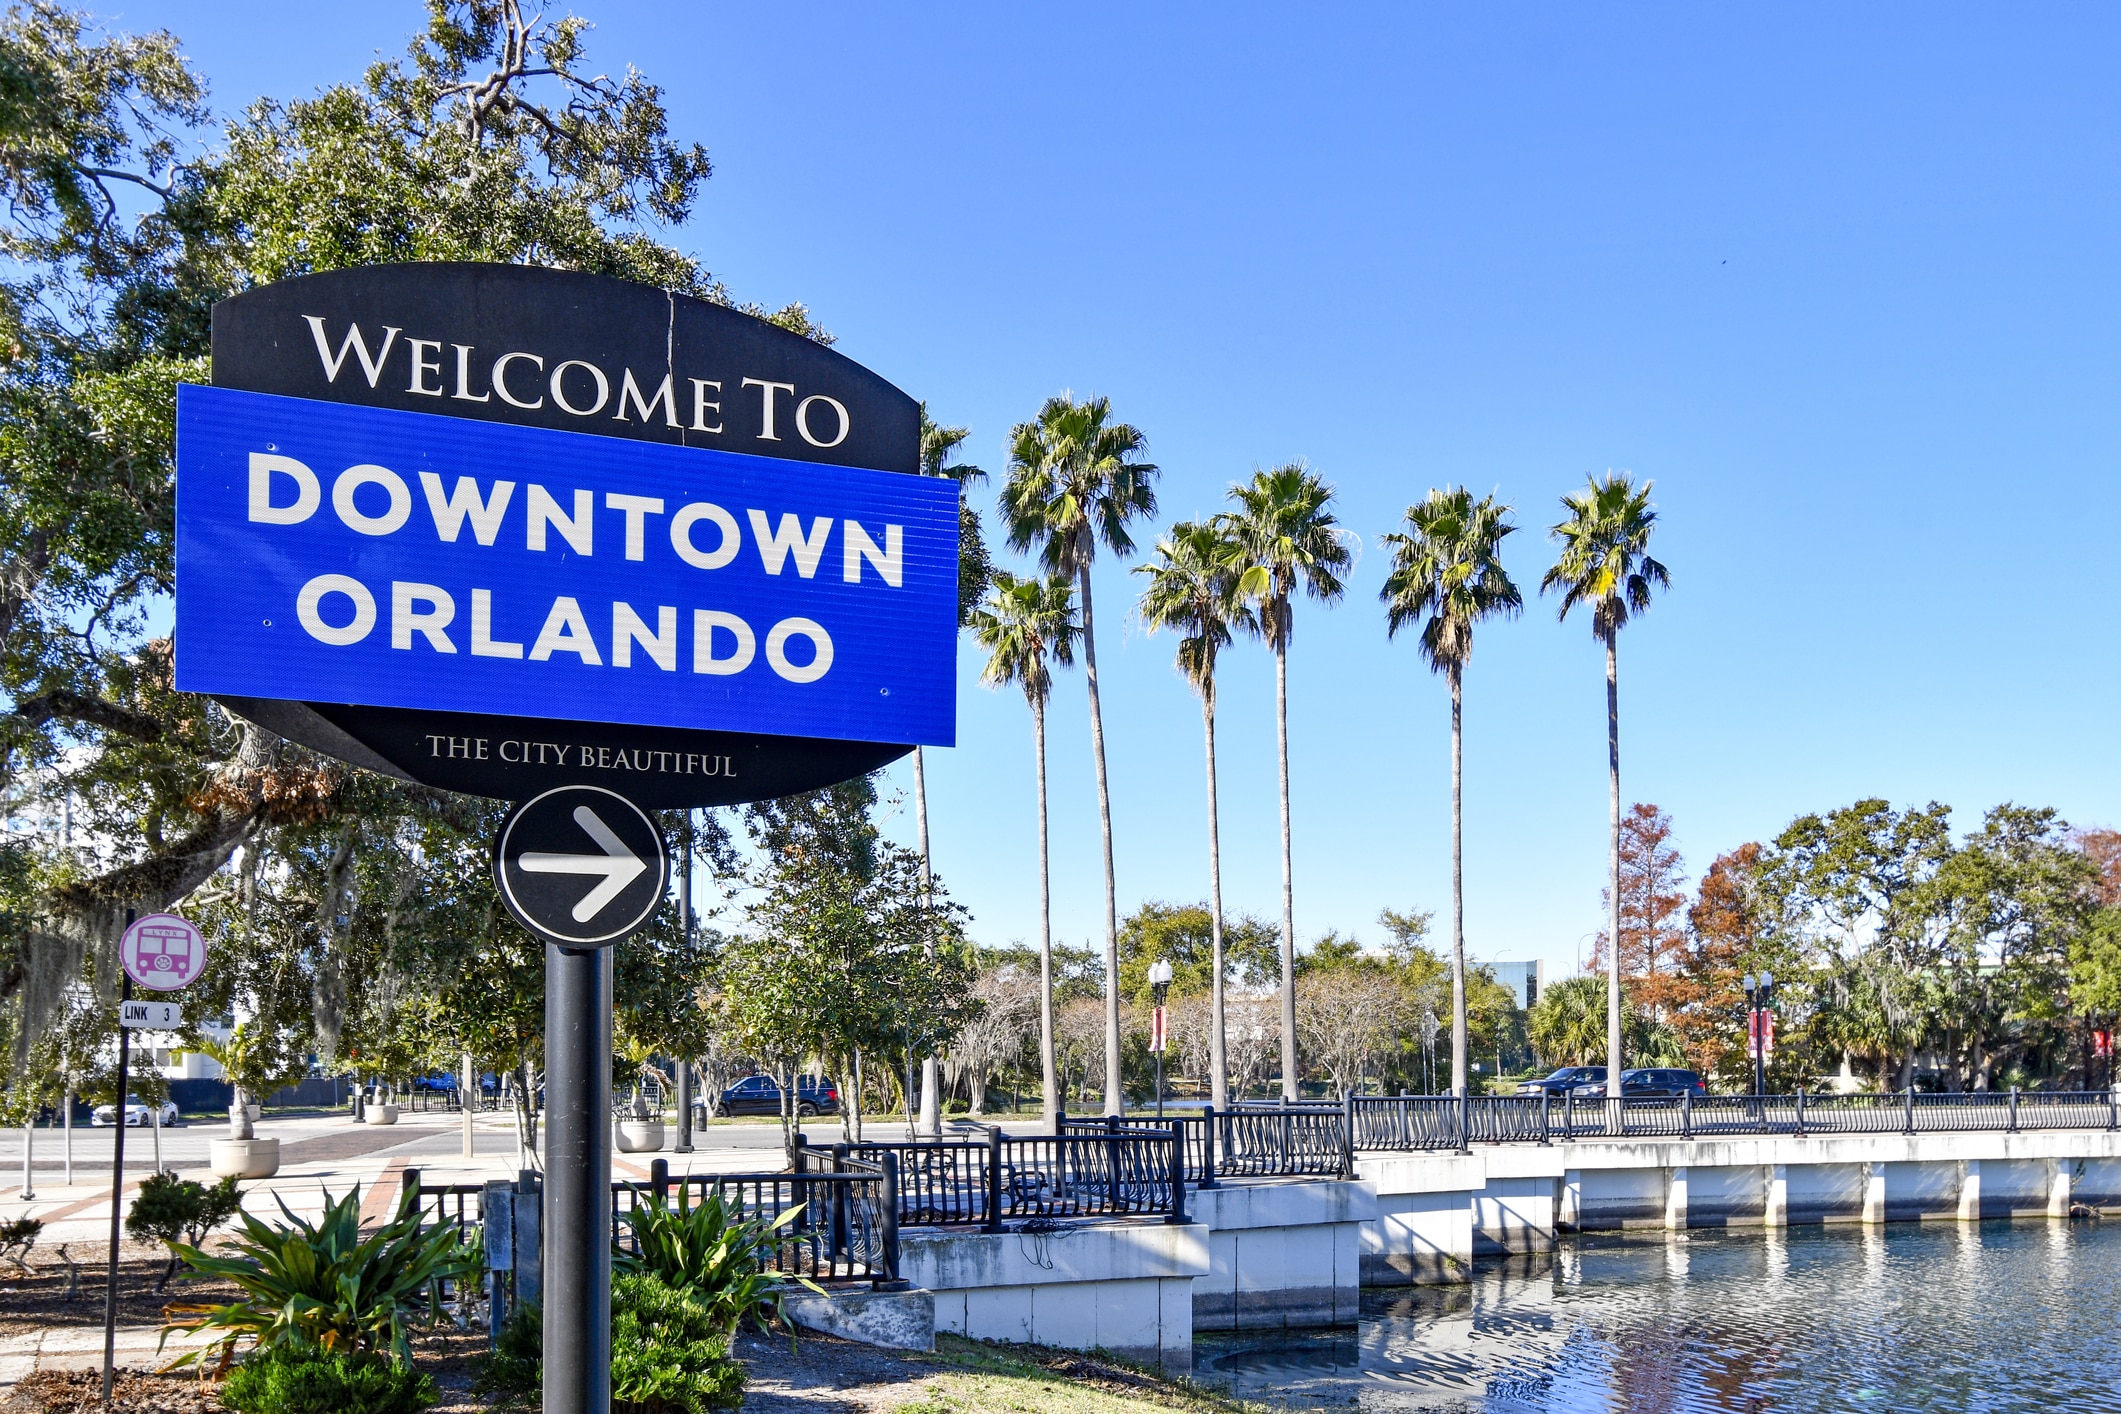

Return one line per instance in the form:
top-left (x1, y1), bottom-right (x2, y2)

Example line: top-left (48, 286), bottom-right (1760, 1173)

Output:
top-left (174, 383), bottom-right (958, 748)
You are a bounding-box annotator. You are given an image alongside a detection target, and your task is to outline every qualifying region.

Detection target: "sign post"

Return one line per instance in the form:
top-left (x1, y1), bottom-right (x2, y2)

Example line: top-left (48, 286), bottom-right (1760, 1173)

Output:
top-left (178, 263), bottom-right (950, 1414)
top-left (1147, 960), bottom-right (1173, 1122)
top-left (103, 911), bottom-right (207, 1409)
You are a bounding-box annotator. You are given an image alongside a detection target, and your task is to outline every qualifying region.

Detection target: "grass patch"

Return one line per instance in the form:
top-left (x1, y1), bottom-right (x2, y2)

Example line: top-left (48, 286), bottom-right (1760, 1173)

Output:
top-left (876, 1335), bottom-right (1299, 1413)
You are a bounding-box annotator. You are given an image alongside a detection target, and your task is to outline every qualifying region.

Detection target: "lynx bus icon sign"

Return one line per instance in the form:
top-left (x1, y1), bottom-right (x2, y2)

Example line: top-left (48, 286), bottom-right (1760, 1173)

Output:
top-left (120, 913), bottom-right (207, 991)
top-left (177, 264), bottom-right (949, 1414)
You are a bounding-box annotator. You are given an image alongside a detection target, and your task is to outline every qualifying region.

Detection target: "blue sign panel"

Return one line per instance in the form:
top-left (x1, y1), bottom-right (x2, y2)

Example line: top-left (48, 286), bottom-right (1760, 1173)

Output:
top-left (175, 384), bottom-right (958, 747)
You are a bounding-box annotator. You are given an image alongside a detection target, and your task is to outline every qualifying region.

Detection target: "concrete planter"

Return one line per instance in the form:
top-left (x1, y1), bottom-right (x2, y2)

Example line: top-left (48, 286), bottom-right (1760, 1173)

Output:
top-left (364, 1104), bottom-right (400, 1126)
top-left (615, 1119), bottom-right (665, 1153)
top-left (211, 1137), bottom-right (280, 1179)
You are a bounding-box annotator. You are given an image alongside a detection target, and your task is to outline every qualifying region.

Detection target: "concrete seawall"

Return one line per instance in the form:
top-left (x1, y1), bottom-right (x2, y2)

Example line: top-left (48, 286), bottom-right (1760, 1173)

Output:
top-left (1358, 1126), bottom-right (2121, 1283)
top-left (804, 1126), bottom-right (2121, 1369)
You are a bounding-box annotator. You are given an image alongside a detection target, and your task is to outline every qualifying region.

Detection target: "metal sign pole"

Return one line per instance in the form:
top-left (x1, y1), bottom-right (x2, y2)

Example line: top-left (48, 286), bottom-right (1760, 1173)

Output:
top-left (543, 941), bottom-right (612, 1414)
top-left (99, 956), bottom-right (133, 1410)
top-left (675, 819), bottom-right (694, 1155)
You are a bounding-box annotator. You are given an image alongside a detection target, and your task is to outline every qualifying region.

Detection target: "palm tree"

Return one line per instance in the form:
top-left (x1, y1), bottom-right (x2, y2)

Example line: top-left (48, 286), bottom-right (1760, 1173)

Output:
top-left (1000, 395), bottom-right (1158, 1116)
top-left (968, 571), bottom-right (1080, 1130)
top-left (1380, 488), bottom-right (1522, 1097)
top-left (1222, 462), bottom-right (1352, 1100)
top-left (1541, 473), bottom-right (1669, 1095)
top-left (1135, 520), bottom-right (1253, 1112)
top-left (910, 405), bottom-right (989, 1136)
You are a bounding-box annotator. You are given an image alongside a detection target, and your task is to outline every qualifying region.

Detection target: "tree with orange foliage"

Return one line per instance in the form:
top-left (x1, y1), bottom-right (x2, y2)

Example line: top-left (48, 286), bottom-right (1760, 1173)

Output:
top-left (1679, 845), bottom-right (1766, 1085)
top-left (1591, 804), bottom-right (1690, 1020)
top-left (2074, 828), bottom-right (2121, 907)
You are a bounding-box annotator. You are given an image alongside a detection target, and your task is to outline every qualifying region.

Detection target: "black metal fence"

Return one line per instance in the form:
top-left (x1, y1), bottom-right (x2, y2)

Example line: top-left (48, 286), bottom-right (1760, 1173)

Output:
top-left (849, 1120), bottom-right (1190, 1232)
top-left (395, 1154), bottom-right (901, 1344)
top-left (389, 1085), bottom-right (2119, 1305)
top-left (610, 1153), bottom-right (900, 1286)
top-left (1341, 1087), bottom-right (2121, 1151)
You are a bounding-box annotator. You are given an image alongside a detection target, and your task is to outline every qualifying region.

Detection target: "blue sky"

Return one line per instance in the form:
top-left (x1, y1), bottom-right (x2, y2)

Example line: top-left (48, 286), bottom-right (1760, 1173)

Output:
top-left (132, 3), bottom-right (2121, 979)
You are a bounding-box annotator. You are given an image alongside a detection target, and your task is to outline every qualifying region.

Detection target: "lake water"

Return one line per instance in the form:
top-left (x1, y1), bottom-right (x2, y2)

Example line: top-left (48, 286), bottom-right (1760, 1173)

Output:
top-left (1192, 1219), bottom-right (2120, 1412)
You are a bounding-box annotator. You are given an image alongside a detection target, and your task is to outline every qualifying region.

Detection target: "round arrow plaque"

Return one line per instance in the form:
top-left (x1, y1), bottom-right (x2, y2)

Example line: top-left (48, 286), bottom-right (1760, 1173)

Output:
top-left (493, 786), bottom-right (669, 946)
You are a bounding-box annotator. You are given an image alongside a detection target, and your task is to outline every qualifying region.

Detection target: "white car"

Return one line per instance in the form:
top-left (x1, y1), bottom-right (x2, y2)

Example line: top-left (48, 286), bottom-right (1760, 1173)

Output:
top-left (90, 1100), bottom-right (180, 1127)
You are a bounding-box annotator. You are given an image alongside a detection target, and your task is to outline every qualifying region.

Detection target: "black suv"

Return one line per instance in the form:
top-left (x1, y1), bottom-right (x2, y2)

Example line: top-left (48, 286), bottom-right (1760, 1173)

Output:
top-left (715, 1074), bottom-right (841, 1117)
top-left (1517, 1066), bottom-right (1607, 1096)
top-left (1574, 1067), bottom-right (1706, 1099)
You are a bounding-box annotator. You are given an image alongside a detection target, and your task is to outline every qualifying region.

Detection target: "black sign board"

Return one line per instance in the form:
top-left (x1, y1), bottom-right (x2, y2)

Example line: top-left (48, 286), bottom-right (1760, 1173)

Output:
top-left (206, 262), bottom-right (928, 807)
top-left (493, 787), bottom-right (668, 946)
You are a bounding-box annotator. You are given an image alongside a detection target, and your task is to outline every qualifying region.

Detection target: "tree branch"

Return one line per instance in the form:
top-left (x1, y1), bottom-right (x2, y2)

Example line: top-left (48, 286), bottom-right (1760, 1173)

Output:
top-left (10, 689), bottom-right (163, 742)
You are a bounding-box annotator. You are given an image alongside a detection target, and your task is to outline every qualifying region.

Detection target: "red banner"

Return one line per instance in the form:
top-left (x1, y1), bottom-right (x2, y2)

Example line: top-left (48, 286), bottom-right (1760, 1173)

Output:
top-left (1749, 1010), bottom-right (1776, 1058)
top-left (1151, 1005), bottom-right (1168, 1054)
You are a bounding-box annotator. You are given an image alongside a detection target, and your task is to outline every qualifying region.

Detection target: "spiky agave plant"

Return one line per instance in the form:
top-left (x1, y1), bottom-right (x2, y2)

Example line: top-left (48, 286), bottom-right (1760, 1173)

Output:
top-left (160, 1183), bottom-right (475, 1372)
top-left (615, 1187), bottom-right (820, 1336)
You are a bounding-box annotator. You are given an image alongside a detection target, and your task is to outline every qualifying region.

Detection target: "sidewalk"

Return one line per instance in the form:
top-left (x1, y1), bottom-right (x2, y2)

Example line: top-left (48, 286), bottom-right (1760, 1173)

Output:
top-left (4, 1109), bottom-right (940, 1247)
top-left (0, 1321), bottom-right (222, 1386)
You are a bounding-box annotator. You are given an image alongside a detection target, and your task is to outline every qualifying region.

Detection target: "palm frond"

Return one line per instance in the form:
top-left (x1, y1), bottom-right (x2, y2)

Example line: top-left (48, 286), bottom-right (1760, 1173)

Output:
top-left (1134, 518), bottom-right (1252, 695)
top-left (1379, 485), bottom-right (1521, 676)
top-left (968, 569), bottom-right (1080, 710)
top-left (1223, 461), bottom-right (1349, 651)
top-left (998, 393), bottom-right (1158, 574)
top-left (1541, 471), bottom-right (1667, 640)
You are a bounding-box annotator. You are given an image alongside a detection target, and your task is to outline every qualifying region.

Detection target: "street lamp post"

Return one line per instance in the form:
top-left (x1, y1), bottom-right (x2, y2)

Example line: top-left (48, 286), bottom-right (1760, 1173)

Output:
top-left (1743, 972), bottom-right (1775, 1097)
top-left (1148, 960), bottom-right (1174, 1120)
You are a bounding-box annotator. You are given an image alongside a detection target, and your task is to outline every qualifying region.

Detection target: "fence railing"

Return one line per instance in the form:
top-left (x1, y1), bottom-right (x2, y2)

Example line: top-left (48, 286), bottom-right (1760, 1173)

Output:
top-left (392, 1085), bottom-right (2121, 1304)
top-left (1335, 1087), bottom-right (2121, 1151)
top-left (617, 1155), bottom-right (901, 1286)
top-left (396, 1155), bottom-right (900, 1348)
top-left (849, 1120), bottom-right (1189, 1232)
top-left (1023, 1088), bottom-right (2121, 1183)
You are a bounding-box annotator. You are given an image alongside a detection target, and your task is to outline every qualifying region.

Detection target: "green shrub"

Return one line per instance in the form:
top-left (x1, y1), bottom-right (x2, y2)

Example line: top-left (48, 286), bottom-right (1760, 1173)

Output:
top-left (614, 1188), bottom-right (813, 1333)
top-left (0, 1216), bottom-right (39, 1273)
top-left (160, 1183), bottom-right (476, 1370)
top-left (219, 1342), bottom-right (437, 1414)
top-left (472, 1299), bottom-right (542, 1401)
top-left (127, 1170), bottom-right (243, 1290)
top-left (610, 1272), bottom-right (744, 1414)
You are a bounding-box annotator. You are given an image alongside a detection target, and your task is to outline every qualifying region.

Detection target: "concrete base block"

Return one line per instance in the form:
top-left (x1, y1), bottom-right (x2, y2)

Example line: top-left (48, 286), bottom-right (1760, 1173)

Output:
top-left (1473, 1176), bottom-right (1557, 1255)
top-left (784, 1287), bottom-right (935, 1352)
top-left (1364, 1190), bottom-right (1471, 1285)
top-left (932, 1275), bottom-right (1193, 1377)
top-left (905, 1223), bottom-right (1203, 1377)
top-left (1764, 1164), bottom-right (1788, 1227)
top-left (1190, 1183), bottom-right (1366, 1331)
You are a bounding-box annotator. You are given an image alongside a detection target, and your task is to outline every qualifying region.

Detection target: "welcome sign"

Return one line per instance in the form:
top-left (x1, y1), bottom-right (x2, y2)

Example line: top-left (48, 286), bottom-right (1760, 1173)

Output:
top-left (178, 263), bottom-right (949, 807)
top-left (175, 385), bottom-right (957, 742)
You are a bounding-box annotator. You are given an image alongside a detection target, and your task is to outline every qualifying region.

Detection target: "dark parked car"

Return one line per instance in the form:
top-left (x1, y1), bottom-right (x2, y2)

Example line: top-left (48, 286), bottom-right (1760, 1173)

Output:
top-left (1517, 1066), bottom-right (1607, 1096)
top-left (1573, 1067), bottom-right (1706, 1099)
top-left (716, 1074), bottom-right (840, 1117)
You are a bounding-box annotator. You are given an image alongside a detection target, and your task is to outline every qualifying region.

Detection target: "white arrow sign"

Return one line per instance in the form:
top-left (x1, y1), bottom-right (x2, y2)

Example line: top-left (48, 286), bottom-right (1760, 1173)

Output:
top-left (518, 805), bottom-right (650, 922)
top-left (121, 999), bottom-right (183, 1029)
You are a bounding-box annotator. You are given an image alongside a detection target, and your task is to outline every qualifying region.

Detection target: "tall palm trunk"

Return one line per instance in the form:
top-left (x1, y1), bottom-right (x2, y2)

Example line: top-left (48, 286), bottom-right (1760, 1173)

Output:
top-left (1203, 676), bottom-right (1229, 1112)
top-left (1275, 635), bottom-right (1298, 1101)
top-left (1035, 698), bottom-right (1060, 1130)
top-left (1450, 666), bottom-right (1467, 1096)
top-left (1605, 633), bottom-right (1623, 1101)
top-left (914, 746), bottom-right (940, 1136)
top-left (1078, 562), bottom-right (1123, 1115)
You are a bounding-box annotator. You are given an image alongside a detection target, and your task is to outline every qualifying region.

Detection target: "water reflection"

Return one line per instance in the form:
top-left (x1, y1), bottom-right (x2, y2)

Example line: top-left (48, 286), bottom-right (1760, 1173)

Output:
top-left (1191, 1220), bottom-right (2118, 1411)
